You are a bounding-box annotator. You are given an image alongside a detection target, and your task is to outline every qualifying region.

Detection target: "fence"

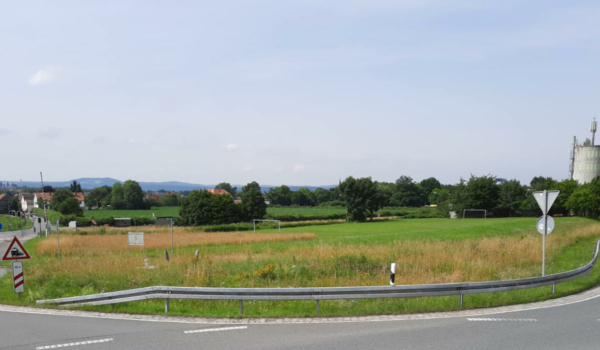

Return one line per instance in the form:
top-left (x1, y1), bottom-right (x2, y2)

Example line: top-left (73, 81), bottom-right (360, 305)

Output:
top-left (37, 240), bottom-right (600, 314)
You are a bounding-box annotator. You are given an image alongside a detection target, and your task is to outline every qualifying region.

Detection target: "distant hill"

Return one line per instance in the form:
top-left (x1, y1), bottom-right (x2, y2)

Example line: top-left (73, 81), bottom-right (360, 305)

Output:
top-left (14, 178), bottom-right (336, 192)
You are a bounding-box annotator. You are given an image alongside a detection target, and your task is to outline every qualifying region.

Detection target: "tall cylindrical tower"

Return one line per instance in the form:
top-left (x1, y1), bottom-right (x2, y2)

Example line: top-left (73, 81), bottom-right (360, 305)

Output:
top-left (572, 119), bottom-right (600, 184)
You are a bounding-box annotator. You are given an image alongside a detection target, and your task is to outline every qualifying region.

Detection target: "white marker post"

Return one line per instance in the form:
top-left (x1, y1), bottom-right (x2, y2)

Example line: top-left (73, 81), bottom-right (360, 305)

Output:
top-left (390, 263), bottom-right (396, 286)
top-left (12, 261), bottom-right (24, 297)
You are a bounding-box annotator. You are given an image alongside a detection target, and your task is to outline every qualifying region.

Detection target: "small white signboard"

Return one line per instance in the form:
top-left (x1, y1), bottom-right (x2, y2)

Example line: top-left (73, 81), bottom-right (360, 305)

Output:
top-left (68, 221), bottom-right (77, 228)
top-left (128, 232), bottom-right (145, 247)
top-left (12, 261), bottom-right (24, 294)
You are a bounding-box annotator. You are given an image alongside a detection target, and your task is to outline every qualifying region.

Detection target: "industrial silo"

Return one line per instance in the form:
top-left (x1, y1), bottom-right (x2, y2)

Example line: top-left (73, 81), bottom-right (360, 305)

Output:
top-left (571, 119), bottom-right (600, 184)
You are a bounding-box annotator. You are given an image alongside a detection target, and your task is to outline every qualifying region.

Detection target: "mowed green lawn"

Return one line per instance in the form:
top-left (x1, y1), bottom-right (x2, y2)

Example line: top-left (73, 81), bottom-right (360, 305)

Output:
top-left (0, 215), bottom-right (32, 232)
top-left (269, 216), bottom-right (589, 243)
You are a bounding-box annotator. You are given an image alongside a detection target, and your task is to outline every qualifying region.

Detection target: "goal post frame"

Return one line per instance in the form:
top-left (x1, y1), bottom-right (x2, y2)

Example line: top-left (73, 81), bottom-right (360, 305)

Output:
top-left (462, 209), bottom-right (487, 219)
top-left (252, 219), bottom-right (281, 232)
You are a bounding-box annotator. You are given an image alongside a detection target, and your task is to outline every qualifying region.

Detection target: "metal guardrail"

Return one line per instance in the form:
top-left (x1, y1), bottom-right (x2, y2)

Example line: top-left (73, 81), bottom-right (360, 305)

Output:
top-left (37, 239), bottom-right (600, 314)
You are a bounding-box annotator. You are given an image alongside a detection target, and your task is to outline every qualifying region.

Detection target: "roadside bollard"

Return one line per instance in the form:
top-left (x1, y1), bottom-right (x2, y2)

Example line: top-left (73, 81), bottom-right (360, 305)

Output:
top-left (145, 259), bottom-right (150, 268)
top-left (195, 250), bottom-right (199, 259)
top-left (390, 263), bottom-right (396, 286)
top-left (165, 250), bottom-right (170, 262)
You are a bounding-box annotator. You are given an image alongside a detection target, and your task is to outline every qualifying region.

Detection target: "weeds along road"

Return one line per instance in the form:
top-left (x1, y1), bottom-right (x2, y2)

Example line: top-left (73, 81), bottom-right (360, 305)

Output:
top-left (2, 288), bottom-right (600, 350)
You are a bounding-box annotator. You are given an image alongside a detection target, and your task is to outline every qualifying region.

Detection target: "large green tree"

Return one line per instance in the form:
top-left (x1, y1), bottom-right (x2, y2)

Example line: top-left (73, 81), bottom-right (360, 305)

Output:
top-left (266, 185), bottom-right (292, 206)
top-left (51, 189), bottom-right (74, 210)
top-left (291, 188), bottom-right (315, 206)
top-left (162, 193), bottom-right (180, 206)
top-left (85, 186), bottom-right (112, 209)
top-left (122, 180), bottom-right (145, 209)
top-left (241, 182), bottom-right (267, 220)
top-left (179, 190), bottom-right (241, 225)
top-left (390, 176), bottom-right (423, 207)
top-left (497, 179), bottom-right (526, 217)
top-left (521, 176), bottom-right (559, 215)
top-left (419, 177), bottom-right (442, 205)
top-left (70, 180), bottom-right (82, 193)
top-left (110, 182), bottom-right (126, 209)
top-left (339, 176), bottom-right (384, 221)
top-left (51, 189), bottom-right (83, 216)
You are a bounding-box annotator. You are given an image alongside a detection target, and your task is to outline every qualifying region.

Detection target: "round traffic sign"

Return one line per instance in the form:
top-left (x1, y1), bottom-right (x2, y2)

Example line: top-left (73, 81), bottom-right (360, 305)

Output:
top-left (536, 216), bottom-right (555, 235)
top-left (0, 223), bottom-right (3, 231)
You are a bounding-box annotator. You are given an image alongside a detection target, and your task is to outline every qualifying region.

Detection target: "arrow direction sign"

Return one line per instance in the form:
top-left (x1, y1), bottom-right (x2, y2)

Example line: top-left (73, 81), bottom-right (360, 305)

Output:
top-left (536, 216), bottom-right (555, 235)
top-left (533, 190), bottom-right (560, 215)
top-left (2, 237), bottom-right (31, 261)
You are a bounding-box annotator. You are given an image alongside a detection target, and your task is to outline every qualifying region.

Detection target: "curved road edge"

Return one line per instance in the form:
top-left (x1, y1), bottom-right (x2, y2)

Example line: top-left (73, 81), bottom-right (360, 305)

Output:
top-left (2, 283), bottom-right (600, 325)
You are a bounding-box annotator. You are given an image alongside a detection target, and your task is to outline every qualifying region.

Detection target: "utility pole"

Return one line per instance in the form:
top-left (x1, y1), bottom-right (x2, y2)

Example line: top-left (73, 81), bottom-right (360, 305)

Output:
top-left (40, 172), bottom-right (50, 236)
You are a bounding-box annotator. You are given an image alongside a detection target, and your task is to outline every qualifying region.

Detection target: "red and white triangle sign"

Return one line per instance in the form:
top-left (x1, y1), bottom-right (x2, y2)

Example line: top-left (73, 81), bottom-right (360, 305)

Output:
top-left (2, 237), bottom-right (31, 261)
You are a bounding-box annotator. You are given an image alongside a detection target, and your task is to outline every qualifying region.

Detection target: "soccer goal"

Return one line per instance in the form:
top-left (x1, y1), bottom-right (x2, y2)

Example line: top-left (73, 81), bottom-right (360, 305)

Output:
top-left (462, 209), bottom-right (487, 219)
top-left (252, 219), bottom-right (281, 232)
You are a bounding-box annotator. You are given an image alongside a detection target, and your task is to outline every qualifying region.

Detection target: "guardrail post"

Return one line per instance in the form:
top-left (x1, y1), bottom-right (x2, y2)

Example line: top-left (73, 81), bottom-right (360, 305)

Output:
top-left (459, 294), bottom-right (463, 308)
top-left (165, 298), bottom-right (169, 313)
top-left (239, 300), bottom-right (243, 315)
top-left (551, 284), bottom-right (555, 294)
top-left (316, 300), bottom-right (320, 314)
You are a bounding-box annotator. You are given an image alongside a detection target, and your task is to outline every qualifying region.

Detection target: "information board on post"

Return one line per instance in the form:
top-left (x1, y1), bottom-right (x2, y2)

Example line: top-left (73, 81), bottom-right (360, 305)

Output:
top-left (128, 232), bottom-right (145, 247)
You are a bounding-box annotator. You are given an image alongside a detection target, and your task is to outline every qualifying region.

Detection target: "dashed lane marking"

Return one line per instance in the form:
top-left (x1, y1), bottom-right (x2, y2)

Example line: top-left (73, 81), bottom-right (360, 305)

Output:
top-left (185, 326), bottom-right (248, 334)
top-left (467, 318), bottom-right (538, 322)
top-left (36, 338), bottom-right (113, 349)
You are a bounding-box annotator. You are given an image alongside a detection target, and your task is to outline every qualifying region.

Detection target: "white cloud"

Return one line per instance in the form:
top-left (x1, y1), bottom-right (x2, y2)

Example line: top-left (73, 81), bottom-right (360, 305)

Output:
top-left (244, 165), bottom-right (252, 171)
top-left (226, 143), bottom-right (239, 150)
top-left (28, 66), bottom-right (61, 86)
top-left (293, 164), bottom-right (305, 172)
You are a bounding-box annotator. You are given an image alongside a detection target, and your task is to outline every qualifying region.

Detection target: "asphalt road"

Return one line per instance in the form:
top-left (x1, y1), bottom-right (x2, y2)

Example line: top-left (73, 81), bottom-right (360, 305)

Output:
top-left (1, 291), bottom-right (600, 350)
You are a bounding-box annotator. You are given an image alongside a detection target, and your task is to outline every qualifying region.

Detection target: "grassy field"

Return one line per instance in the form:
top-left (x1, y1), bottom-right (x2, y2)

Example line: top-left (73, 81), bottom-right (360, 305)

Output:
top-left (2, 217), bottom-right (600, 317)
top-left (0, 215), bottom-right (32, 232)
top-left (81, 206), bottom-right (436, 221)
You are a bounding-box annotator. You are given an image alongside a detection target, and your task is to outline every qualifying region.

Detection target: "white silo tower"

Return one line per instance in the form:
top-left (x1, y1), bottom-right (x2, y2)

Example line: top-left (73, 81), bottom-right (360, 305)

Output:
top-left (572, 118), bottom-right (600, 184)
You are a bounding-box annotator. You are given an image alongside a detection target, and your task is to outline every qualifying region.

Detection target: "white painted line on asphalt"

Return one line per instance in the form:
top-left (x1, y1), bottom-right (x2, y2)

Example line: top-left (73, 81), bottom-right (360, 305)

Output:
top-left (185, 326), bottom-right (248, 334)
top-left (467, 318), bottom-right (537, 322)
top-left (36, 338), bottom-right (113, 349)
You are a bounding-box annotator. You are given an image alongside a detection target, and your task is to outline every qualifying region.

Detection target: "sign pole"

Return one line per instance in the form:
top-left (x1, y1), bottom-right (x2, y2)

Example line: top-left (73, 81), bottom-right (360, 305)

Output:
top-left (56, 219), bottom-right (60, 262)
top-left (542, 190), bottom-right (548, 276)
top-left (170, 218), bottom-right (174, 257)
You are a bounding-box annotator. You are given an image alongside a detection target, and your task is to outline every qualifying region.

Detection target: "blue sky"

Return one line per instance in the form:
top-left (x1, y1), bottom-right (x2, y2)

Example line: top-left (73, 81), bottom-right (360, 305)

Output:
top-left (1, 1), bottom-right (599, 186)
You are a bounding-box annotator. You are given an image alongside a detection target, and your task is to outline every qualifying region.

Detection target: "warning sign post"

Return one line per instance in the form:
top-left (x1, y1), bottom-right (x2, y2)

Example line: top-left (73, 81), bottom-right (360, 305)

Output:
top-left (12, 261), bottom-right (24, 295)
top-left (2, 237), bottom-right (31, 261)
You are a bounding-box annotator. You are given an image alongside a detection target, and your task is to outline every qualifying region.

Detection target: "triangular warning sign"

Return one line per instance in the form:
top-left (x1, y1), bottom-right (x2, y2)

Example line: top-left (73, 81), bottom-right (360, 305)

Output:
top-left (533, 190), bottom-right (560, 215)
top-left (2, 237), bottom-right (31, 261)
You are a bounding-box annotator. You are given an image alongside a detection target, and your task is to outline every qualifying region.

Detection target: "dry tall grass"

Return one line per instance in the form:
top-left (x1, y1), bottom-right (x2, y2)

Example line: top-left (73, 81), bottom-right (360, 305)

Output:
top-left (37, 231), bottom-right (316, 256)
top-left (31, 223), bottom-right (600, 291)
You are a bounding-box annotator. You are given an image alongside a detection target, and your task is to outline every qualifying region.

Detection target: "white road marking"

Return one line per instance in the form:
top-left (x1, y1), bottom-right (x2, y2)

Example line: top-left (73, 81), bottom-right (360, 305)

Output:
top-left (36, 338), bottom-right (113, 349)
top-left (185, 326), bottom-right (248, 334)
top-left (467, 318), bottom-right (537, 322)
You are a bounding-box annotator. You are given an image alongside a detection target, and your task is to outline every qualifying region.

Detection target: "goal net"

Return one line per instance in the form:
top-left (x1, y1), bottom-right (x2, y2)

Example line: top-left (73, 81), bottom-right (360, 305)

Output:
top-left (462, 209), bottom-right (487, 219)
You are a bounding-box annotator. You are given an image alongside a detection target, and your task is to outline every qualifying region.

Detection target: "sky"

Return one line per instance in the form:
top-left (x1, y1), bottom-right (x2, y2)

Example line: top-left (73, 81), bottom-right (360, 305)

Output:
top-left (1, 0), bottom-right (599, 186)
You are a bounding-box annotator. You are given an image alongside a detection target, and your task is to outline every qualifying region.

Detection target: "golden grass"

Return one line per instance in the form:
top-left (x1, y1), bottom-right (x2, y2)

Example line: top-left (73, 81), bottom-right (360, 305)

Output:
top-left (37, 231), bottom-right (316, 256)
top-left (31, 223), bottom-right (600, 291)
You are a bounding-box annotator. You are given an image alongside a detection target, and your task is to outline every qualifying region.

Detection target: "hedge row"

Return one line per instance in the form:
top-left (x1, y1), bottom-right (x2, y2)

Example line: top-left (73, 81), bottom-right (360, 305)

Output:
top-left (58, 216), bottom-right (157, 227)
